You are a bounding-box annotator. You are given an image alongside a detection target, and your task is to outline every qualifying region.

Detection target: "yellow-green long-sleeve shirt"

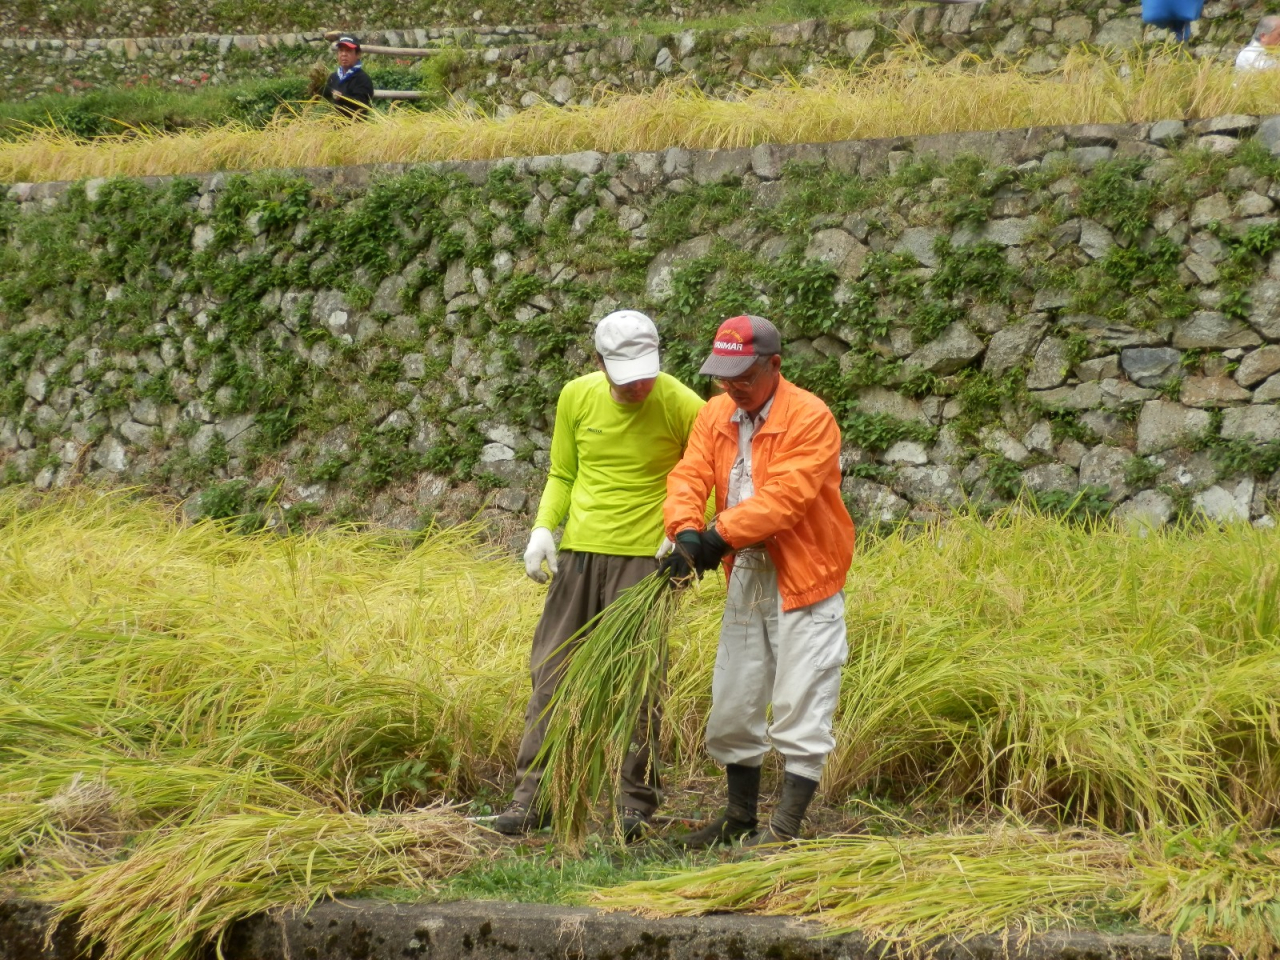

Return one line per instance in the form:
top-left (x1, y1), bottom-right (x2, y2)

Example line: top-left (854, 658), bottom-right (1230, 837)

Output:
top-left (533, 371), bottom-right (705, 557)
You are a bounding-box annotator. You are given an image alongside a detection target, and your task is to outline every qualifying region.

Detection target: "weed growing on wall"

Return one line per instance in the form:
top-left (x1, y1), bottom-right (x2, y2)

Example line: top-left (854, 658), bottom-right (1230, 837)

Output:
top-left (10, 127), bottom-right (1280, 521)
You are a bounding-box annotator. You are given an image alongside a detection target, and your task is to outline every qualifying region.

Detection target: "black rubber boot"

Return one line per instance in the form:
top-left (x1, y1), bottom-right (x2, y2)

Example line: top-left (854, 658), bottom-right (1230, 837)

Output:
top-left (742, 772), bottom-right (819, 848)
top-left (619, 807), bottom-right (653, 843)
top-left (676, 763), bottom-right (761, 849)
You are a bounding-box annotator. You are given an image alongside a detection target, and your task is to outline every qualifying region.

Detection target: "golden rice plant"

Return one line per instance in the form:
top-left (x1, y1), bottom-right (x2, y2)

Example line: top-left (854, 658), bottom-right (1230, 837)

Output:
top-left (0, 487), bottom-right (538, 804)
top-left (50, 805), bottom-right (489, 960)
top-left (824, 507), bottom-right (1280, 830)
top-left (2, 49), bottom-right (1278, 183)
top-left (10, 488), bottom-right (1280, 838)
top-left (535, 572), bottom-right (680, 847)
top-left (13, 489), bottom-right (1280, 954)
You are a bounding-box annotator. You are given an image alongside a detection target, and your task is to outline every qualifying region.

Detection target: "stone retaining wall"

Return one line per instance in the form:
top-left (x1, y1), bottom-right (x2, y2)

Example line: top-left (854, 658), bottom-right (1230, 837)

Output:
top-left (1, 0), bottom-right (757, 42)
top-left (7, 116), bottom-right (1280, 532)
top-left (2, 0), bottom-right (1272, 105)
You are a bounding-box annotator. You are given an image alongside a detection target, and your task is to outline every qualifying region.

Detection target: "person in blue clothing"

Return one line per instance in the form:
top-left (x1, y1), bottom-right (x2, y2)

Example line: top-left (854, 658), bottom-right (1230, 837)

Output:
top-left (323, 36), bottom-right (374, 118)
top-left (1141, 0), bottom-right (1203, 42)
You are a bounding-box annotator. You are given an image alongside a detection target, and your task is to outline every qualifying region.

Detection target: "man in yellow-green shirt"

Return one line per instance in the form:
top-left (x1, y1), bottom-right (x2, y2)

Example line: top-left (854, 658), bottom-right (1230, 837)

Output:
top-left (495, 310), bottom-right (705, 839)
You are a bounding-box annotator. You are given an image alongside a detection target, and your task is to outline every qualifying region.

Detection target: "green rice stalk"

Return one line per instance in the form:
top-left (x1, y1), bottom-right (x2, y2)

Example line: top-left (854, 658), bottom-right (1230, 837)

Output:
top-left (49, 805), bottom-right (490, 960)
top-left (535, 573), bottom-right (679, 848)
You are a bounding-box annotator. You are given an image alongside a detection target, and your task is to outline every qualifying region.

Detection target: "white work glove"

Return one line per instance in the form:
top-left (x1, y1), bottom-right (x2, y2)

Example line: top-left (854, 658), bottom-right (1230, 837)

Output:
top-left (523, 527), bottom-right (558, 584)
top-left (655, 537), bottom-right (674, 561)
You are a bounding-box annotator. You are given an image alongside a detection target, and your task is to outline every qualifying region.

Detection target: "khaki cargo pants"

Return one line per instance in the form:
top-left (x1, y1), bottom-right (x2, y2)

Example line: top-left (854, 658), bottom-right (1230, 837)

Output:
top-left (511, 549), bottom-right (662, 815)
top-left (706, 549), bottom-right (847, 782)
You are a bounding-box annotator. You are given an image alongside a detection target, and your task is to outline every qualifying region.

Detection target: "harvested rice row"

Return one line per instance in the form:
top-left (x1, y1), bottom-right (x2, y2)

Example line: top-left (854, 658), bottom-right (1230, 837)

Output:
top-left (51, 805), bottom-right (489, 960)
top-left (593, 826), bottom-right (1280, 959)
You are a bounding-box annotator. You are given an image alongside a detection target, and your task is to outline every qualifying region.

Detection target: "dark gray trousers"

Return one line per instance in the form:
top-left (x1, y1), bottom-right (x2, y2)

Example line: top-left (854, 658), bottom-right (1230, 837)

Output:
top-left (511, 549), bottom-right (662, 815)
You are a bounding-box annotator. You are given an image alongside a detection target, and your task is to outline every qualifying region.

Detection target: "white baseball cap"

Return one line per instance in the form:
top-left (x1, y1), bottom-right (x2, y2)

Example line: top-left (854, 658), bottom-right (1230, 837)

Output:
top-left (594, 310), bottom-right (660, 385)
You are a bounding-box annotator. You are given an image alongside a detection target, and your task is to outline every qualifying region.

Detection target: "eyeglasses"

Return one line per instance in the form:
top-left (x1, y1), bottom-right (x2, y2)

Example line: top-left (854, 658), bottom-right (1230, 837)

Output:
top-left (714, 360), bottom-right (768, 390)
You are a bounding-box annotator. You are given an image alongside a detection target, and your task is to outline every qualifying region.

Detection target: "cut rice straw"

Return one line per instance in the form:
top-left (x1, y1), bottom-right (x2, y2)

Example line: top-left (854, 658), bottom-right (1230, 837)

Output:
top-left (50, 805), bottom-right (490, 960)
top-left (593, 824), bottom-right (1280, 960)
top-left (535, 572), bottom-right (679, 848)
top-left (3, 49), bottom-right (1279, 183)
top-left (591, 824), bottom-right (1131, 943)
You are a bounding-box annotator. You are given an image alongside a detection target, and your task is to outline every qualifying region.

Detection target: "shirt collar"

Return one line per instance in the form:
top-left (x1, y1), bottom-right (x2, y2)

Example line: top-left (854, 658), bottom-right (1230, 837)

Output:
top-left (730, 394), bottom-right (775, 428)
top-left (337, 62), bottom-right (363, 81)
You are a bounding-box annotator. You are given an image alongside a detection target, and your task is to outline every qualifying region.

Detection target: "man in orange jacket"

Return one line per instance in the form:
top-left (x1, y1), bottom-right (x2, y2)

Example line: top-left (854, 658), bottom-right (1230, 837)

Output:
top-left (660, 314), bottom-right (854, 847)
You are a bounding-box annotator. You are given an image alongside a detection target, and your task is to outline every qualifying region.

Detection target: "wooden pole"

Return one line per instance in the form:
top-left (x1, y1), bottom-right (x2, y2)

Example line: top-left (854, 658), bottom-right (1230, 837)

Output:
top-left (372, 90), bottom-right (426, 100)
top-left (322, 30), bottom-right (438, 57)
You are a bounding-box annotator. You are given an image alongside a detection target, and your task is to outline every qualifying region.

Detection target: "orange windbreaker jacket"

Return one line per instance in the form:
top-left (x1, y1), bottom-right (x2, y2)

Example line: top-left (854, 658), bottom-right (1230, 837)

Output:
top-left (664, 376), bottom-right (855, 611)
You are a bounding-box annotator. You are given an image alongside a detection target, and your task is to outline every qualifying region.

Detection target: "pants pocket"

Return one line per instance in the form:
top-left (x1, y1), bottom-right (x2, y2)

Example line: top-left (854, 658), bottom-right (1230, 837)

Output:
top-left (806, 591), bottom-right (848, 671)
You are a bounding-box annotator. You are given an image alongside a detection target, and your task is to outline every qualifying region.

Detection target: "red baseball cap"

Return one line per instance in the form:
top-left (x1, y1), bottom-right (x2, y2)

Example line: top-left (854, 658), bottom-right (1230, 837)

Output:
top-left (336, 36), bottom-right (361, 50)
top-left (698, 315), bottom-right (782, 378)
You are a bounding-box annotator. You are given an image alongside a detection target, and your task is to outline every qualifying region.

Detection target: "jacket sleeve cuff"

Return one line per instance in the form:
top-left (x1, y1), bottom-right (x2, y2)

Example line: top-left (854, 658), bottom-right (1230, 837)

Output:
top-left (711, 513), bottom-right (738, 549)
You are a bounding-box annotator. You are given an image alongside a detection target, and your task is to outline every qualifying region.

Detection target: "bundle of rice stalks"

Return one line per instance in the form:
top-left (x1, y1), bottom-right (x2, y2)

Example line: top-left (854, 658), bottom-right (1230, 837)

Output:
top-left (0, 776), bottom-right (130, 887)
top-left (594, 825), bottom-right (1280, 960)
top-left (535, 572), bottom-right (679, 847)
top-left (591, 825), bottom-right (1131, 945)
top-left (1127, 829), bottom-right (1280, 960)
top-left (51, 805), bottom-right (490, 960)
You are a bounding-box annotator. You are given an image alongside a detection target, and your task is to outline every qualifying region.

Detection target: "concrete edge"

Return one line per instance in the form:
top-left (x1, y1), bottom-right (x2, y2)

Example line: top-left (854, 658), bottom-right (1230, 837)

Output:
top-left (0, 897), bottom-right (1234, 960)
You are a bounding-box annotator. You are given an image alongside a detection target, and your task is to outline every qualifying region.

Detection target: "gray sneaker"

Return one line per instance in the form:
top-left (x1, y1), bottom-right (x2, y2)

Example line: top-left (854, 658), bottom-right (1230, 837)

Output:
top-left (492, 800), bottom-right (552, 835)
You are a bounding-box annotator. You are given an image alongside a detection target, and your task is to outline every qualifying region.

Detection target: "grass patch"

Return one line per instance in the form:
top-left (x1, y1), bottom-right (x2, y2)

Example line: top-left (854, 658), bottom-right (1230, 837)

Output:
top-left (0, 79), bottom-right (311, 140)
top-left (8, 0), bottom-right (822, 37)
top-left (0, 65), bottom-right (469, 141)
top-left (426, 842), bottom-right (721, 904)
top-left (610, 0), bottom-right (883, 36)
top-left (4, 50), bottom-right (1280, 183)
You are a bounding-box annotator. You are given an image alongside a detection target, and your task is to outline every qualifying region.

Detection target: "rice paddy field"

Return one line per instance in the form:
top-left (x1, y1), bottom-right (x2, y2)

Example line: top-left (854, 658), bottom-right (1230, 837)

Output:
top-left (4, 50), bottom-right (1280, 184)
top-left (7, 487), bottom-right (1280, 957)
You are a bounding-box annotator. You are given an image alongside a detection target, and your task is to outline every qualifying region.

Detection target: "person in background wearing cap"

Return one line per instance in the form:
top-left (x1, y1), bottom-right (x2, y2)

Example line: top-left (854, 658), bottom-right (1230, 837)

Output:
top-left (660, 314), bottom-right (854, 848)
top-left (494, 310), bottom-right (706, 839)
top-left (323, 36), bottom-right (374, 118)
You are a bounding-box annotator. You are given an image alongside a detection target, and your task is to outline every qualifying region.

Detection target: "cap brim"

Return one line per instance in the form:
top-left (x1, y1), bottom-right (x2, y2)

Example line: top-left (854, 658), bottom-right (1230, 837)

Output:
top-left (337, 41), bottom-right (359, 48)
top-left (603, 352), bottom-right (659, 385)
top-left (699, 353), bottom-right (757, 378)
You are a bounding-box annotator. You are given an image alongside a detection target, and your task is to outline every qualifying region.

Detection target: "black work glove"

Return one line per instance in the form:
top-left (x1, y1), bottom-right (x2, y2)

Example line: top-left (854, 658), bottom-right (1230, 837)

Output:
top-left (658, 531), bottom-right (699, 582)
top-left (692, 527), bottom-right (728, 574)
top-left (659, 528), bottom-right (728, 585)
